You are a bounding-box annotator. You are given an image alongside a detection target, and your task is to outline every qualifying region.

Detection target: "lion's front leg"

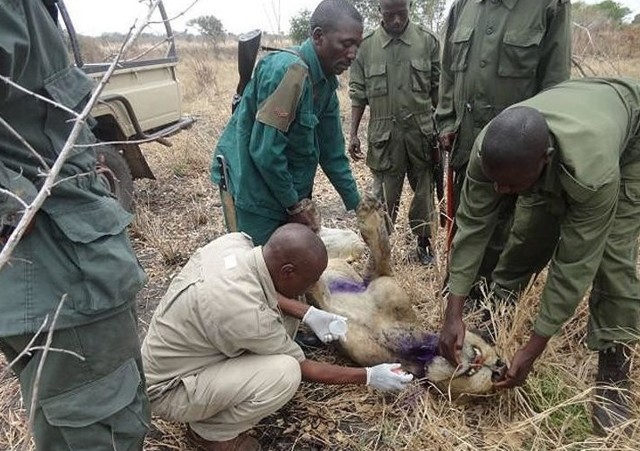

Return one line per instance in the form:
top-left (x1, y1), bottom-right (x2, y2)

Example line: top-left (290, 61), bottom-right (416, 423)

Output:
top-left (357, 193), bottom-right (393, 279)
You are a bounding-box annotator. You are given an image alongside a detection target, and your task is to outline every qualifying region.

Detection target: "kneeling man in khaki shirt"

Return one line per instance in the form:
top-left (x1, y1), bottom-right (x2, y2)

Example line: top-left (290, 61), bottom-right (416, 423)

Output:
top-left (142, 223), bottom-right (412, 451)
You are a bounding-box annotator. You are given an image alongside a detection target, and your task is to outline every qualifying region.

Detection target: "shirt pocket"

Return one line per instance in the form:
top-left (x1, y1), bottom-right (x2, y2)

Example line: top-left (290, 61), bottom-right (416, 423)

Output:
top-left (623, 179), bottom-right (640, 204)
top-left (43, 197), bottom-right (146, 314)
top-left (288, 111), bottom-right (319, 157)
top-left (366, 120), bottom-right (393, 171)
top-left (364, 63), bottom-right (388, 98)
top-left (450, 26), bottom-right (474, 72)
top-left (498, 29), bottom-right (545, 78)
top-left (410, 59), bottom-right (431, 93)
top-left (42, 66), bottom-right (96, 155)
top-left (40, 358), bottom-right (147, 434)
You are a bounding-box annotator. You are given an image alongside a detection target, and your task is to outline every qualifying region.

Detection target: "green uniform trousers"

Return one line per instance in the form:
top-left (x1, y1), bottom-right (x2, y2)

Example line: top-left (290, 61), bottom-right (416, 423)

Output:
top-left (492, 153), bottom-right (640, 350)
top-left (235, 207), bottom-right (286, 246)
top-left (371, 126), bottom-right (434, 239)
top-left (0, 308), bottom-right (150, 450)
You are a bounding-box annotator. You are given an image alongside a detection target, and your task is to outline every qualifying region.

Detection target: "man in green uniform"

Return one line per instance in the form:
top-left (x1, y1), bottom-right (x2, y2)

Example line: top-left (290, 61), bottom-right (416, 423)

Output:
top-left (212, 0), bottom-right (363, 246)
top-left (436, 0), bottom-right (571, 281)
top-left (0, 1), bottom-right (149, 449)
top-left (349, 0), bottom-right (440, 265)
top-left (143, 224), bottom-right (413, 450)
top-left (439, 78), bottom-right (640, 434)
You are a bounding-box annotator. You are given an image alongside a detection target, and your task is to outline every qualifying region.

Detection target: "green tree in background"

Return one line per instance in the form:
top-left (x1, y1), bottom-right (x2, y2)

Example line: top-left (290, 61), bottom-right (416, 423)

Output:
top-left (594, 0), bottom-right (632, 23)
top-left (349, 0), bottom-right (447, 31)
top-left (289, 9), bottom-right (311, 44)
top-left (187, 15), bottom-right (226, 43)
top-left (573, 1), bottom-right (632, 26)
top-left (288, 0), bottom-right (448, 43)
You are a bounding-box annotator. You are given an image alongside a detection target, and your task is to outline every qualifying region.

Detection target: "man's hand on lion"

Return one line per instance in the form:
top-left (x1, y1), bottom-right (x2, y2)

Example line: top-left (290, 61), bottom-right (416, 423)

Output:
top-left (439, 293), bottom-right (466, 367)
top-left (287, 198), bottom-right (321, 232)
top-left (366, 363), bottom-right (414, 391)
top-left (302, 306), bottom-right (348, 343)
top-left (494, 332), bottom-right (549, 389)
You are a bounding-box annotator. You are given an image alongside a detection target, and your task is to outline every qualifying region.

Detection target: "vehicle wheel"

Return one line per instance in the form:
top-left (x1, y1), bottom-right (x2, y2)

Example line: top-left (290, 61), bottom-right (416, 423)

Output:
top-left (96, 145), bottom-right (134, 212)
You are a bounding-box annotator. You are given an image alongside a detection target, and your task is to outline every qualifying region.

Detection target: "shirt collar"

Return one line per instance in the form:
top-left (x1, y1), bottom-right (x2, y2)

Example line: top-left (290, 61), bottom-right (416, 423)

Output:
top-left (533, 138), bottom-right (561, 195)
top-left (380, 21), bottom-right (416, 48)
top-left (299, 38), bottom-right (339, 91)
top-left (253, 247), bottom-right (279, 310)
top-left (476, 0), bottom-right (518, 10)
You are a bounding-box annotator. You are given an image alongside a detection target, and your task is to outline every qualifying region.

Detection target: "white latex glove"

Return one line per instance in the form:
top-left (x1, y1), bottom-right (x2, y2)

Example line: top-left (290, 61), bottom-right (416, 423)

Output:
top-left (366, 363), bottom-right (414, 392)
top-left (302, 306), bottom-right (348, 343)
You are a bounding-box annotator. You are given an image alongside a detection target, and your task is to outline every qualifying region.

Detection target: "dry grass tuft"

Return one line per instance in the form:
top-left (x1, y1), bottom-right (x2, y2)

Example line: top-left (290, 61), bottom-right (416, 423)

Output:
top-left (2, 36), bottom-right (640, 450)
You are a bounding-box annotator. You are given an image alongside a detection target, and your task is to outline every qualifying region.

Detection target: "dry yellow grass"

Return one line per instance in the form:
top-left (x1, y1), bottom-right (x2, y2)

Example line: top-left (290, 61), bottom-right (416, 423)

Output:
top-left (2, 35), bottom-right (640, 450)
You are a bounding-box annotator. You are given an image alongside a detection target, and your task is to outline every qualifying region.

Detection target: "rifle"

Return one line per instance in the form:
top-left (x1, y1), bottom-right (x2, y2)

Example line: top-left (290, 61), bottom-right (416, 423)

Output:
top-left (216, 155), bottom-right (238, 233)
top-left (232, 29), bottom-right (263, 113)
top-left (431, 114), bottom-right (446, 228)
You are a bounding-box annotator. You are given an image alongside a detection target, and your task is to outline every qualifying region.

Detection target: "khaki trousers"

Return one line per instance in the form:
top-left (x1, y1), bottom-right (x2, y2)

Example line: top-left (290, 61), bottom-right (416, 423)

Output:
top-left (151, 353), bottom-right (301, 441)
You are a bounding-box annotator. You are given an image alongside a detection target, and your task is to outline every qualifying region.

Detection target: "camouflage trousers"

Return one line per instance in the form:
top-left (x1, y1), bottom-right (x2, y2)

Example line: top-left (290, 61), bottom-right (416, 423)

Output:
top-left (369, 131), bottom-right (436, 239)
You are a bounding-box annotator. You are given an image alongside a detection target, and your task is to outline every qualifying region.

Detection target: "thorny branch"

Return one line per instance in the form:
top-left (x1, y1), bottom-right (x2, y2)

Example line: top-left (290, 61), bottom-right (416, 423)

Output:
top-left (0, 75), bottom-right (80, 119)
top-left (0, 188), bottom-right (29, 210)
top-left (0, 116), bottom-right (50, 171)
top-left (23, 295), bottom-right (68, 451)
top-left (0, 0), bottom-right (162, 272)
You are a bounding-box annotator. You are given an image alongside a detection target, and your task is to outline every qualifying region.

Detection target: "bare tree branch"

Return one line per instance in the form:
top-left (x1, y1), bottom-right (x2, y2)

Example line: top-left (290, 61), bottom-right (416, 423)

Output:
top-left (147, 0), bottom-right (200, 25)
top-left (51, 171), bottom-right (94, 188)
top-left (124, 30), bottom-right (187, 62)
top-left (23, 295), bottom-right (67, 451)
top-left (0, 188), bottom-right (29, 210)
top-left (0, 116), bottom-right (50, 171)
top-left (0, 317), bottom-right (48, 379)
top-left (26, 346), bottom-right (85, 361)
top-left (0, 75), bottom-right (80, 119)
top-left (0, 0), bottom-right (163, 272)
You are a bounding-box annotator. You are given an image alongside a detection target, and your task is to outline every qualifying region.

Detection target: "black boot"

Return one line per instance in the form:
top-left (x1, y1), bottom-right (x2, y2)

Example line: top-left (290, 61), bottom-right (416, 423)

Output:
top-left (416, 237), bottom-right (434, 266)
top-left (592, 343), bottom-right (632, 435)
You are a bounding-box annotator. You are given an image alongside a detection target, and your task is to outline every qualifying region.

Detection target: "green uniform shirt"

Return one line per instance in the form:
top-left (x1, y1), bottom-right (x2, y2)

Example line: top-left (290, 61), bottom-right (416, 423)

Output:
top-left (213, 39), bottom-right (360, 221)
top-left (0, 0), bottom-right (146, 335)
top-left (449, 78), bottom-right (640, 338)
top-left (436, 0), bottom-right (571, 168)
top-left (349, 21), bottom-right (440, 170)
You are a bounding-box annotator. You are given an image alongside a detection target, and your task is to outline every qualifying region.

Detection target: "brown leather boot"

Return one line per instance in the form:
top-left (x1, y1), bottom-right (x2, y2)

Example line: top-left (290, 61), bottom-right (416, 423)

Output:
top-left (592, 344), bottom-right (632, 436)
top-left (186, 426), bottom-right (261, 451)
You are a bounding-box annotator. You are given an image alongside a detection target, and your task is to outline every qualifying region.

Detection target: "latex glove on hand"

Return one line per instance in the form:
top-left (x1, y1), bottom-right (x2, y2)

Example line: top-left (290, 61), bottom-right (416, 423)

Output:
top-left (366, 363), bottom-right (414, 391)
top-left (302, 306), bottom-right (348, 343)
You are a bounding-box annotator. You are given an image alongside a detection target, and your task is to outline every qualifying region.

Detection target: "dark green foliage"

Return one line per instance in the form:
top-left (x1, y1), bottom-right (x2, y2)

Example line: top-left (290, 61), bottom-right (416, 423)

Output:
top-left (289, 9), bottom-right (312, 44)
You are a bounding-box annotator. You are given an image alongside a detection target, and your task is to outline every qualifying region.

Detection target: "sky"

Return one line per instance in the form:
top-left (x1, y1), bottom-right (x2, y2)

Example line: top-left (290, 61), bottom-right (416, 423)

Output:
top-left (64, 0), bottom-right (640, 36)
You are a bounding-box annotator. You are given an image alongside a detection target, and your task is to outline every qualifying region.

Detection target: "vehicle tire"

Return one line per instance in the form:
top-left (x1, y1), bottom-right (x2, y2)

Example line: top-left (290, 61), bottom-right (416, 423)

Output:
top-left (96, 145), bottom-right (134, 212)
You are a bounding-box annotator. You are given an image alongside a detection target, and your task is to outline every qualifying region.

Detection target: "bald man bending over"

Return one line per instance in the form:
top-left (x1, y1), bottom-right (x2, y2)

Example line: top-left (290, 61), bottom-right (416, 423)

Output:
top-left (142, 224), bottom-right (412, 451)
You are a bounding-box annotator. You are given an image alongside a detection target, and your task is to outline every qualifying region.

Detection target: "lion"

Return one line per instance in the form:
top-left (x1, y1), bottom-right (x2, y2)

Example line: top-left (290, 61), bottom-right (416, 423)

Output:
top-left (308, 194), bottom-right (507, 397)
